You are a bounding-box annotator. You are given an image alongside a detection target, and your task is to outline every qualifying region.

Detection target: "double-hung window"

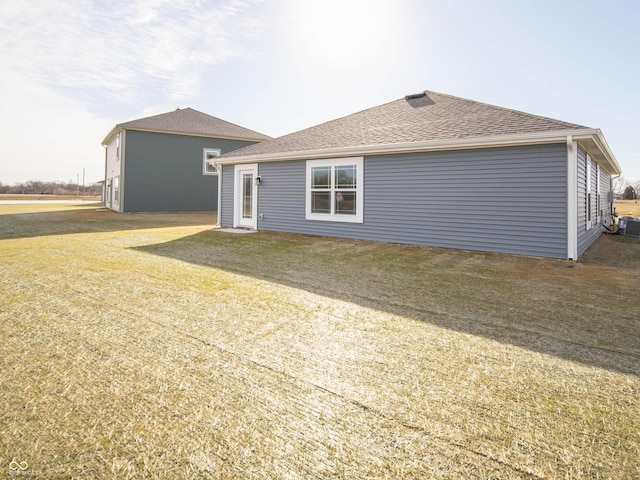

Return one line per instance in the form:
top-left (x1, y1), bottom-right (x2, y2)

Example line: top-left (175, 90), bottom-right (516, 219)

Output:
top-left (306, 157), bottom-right (363, 223)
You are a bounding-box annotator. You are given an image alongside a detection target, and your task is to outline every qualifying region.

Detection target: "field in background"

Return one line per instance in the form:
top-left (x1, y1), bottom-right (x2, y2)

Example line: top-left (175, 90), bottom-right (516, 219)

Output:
top-left (0, 194), bottom-right (101, 202)
top-left (1, 203), bottom-right (638, 479)
top-left (615, 199), bottom-right (640, 218)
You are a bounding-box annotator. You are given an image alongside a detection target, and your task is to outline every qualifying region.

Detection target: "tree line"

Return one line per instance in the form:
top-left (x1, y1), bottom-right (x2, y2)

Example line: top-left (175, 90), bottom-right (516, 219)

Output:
top-left (612, 176), bottom-right (639, 201)
top-left (0, 180), bottom-right (101, 196)
top-left (2, 176), bottom-right (637, 200)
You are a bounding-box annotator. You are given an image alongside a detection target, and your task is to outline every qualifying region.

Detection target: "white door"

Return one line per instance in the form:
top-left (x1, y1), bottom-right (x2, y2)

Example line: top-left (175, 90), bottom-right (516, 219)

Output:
top-left (234, 164), bottom-right (258, 229)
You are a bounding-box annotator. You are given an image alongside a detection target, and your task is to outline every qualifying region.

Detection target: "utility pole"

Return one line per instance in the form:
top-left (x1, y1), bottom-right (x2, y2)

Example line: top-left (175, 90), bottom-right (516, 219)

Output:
top-left (82, 168), bottom-right (85, 195)
top-left (76, 174), bottom-right (79, 197)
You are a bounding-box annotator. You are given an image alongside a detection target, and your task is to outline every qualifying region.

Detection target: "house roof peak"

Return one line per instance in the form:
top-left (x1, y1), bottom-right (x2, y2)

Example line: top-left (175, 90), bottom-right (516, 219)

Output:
top-left (102, 107), bottom-right (271, 145)
top-left (221, 89), bottom-right (588, 159)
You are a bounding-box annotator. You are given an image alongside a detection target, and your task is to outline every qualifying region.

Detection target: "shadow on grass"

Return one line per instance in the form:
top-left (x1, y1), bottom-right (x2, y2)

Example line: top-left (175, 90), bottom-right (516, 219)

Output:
top-left (0, 205), bottom-right (217, 240)
top-left (133, 230), bottom-right (640, 377)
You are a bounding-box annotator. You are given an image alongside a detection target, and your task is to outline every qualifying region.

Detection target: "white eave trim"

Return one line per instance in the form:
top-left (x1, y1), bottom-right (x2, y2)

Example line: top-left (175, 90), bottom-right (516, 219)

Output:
top-left (576, 129), bottom-right (621, 176)
top-left (102, 126), bottom-right (269, 146)
top-left (216, 128), bottom-right (620, 174)
top-left (101, 127), bottom-right (122, 147)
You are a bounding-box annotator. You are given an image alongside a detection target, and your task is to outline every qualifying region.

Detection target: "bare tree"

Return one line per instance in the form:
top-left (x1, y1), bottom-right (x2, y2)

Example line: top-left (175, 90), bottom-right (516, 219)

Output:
top-left (0, 180), bottom-right (101, 196)
top-left (612, 175), bottom-right (629, 198)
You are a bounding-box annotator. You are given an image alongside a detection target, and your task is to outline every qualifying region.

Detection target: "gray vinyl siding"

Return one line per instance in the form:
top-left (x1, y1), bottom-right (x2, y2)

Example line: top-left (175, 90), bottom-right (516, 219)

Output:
top-left (231, 143), bottom-right (568, 258)
top-left (577, 146), bottom-right (611, 257)
top-left (122, 130), bottom-right (257, 212)
top-left (599, 169), bottom-right (612, 225)
top-left (220, 164), bottom-right (235, 227)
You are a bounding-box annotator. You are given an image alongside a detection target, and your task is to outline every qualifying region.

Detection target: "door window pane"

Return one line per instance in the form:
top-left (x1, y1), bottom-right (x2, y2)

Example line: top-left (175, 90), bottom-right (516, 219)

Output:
top-left (242, 173), bottom-right (252, 218)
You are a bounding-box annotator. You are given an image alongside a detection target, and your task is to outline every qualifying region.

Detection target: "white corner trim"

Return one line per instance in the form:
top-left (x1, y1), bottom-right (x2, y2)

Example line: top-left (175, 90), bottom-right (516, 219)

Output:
top-left (216, 163), bottom-right (222, 227)
top-left (567, 136), bottom-right (578, 260)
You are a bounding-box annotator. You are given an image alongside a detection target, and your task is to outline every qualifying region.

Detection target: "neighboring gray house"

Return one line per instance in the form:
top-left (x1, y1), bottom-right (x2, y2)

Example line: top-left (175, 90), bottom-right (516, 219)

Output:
top-left (216, 90), bottom-right (621, 260)
top-left (102, 108), bottom-right (270, 212)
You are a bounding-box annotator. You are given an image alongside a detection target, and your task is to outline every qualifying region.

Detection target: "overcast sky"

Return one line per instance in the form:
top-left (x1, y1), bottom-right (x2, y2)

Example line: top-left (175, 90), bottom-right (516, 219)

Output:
top-left (1, 0), bottom-right (638, 185)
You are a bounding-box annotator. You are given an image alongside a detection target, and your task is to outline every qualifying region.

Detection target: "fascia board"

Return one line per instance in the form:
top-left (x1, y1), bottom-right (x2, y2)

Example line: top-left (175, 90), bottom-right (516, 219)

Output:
top-left (216, 129), bottom-right (603, 165)
top-left (113, 127), bottom-right (269, 143)
top-left (571, 129), bottom-right (621, 176)
top-left (101, 126), bottom-right (122, 147)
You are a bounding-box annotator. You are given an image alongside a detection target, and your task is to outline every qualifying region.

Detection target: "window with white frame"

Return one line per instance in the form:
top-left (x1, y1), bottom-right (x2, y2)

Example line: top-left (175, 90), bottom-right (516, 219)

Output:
top-left (113, 176), bottom-right (120, 202)
top-left (306, 157), bottom-right (363, 223)
top-left (203, 148), bottom-right (221, 175)
top-left (586, 155), bottom-right (593, 230)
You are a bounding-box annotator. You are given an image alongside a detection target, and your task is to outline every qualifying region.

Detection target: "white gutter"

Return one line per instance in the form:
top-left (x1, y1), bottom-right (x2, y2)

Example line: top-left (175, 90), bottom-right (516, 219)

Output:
top-left (217, 128), bottom-right (619, 170)
top-left (215, 162), bottom-right (222, 227)
top-left (102, 126), bottom-right (270, 146)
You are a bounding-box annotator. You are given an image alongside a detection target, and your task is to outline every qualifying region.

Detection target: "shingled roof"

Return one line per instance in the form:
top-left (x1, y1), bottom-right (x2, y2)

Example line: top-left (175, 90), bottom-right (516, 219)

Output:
top-left (102, 107), bottom-right (271, 145)
top-left (220, 90), bottom-right (590, 159)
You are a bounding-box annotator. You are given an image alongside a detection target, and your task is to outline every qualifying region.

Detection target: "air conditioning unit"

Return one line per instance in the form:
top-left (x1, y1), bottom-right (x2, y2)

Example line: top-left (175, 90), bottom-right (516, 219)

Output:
top-left (618, 217), bottom-right (640, 239)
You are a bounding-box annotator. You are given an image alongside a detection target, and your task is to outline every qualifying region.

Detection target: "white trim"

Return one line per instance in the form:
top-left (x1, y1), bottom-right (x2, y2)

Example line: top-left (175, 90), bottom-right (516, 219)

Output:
top-left (101, 126), bottom-right (268, 146)
top-left (118, 130), bottom-right (126, 212)
top-left (216, 163), bottom-right (222, 227)
top-left (567, 136), bottom-right (578, 260)
top-left (203, 148), bottom-right (221, 175)
top-left (305, 157), bottom-right (364, 223)
top-left (233, 163), bottom-right (258, 229)
top-left (216, 128), bottom-right (621, 175)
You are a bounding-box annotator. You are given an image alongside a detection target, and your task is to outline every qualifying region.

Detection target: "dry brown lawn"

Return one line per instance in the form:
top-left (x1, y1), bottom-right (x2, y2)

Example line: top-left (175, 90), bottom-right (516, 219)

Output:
top-left (1, 203), bottom-right (638, 479)
top-left (615, 199), bottom-right (640, 218)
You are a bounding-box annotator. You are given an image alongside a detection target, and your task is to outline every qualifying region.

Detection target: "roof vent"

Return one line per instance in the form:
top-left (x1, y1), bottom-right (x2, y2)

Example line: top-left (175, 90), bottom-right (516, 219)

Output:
top-left (405, 91), bottom-right (427, 100)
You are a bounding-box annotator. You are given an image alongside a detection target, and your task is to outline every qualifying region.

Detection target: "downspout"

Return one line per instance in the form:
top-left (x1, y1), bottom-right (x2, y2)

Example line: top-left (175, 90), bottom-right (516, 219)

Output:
top-left (215, 162), bottom-right (222, 227)
top-left (119, 130), bottom-right (126, 213)
top-left (610, 173), bottom-right (621, 220)
top-left (566, 136), bottom-right (578, 260)
top-left (103, 145), bottom-right (108, 206)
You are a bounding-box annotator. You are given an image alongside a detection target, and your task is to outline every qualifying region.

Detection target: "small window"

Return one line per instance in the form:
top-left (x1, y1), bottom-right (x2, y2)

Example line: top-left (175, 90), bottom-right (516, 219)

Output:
top-left (306, 157), bottom-right (363, 223)
top-left (113, 176), bottom-right (120, 202)
top-left (203, 148), bottom-right (221, 175)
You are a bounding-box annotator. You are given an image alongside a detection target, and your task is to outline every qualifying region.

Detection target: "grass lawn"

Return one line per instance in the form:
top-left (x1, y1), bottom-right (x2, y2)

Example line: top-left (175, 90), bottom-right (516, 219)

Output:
top-left (1, 203), bottom-right (638, 479)
top-left (615, 199), bottom-right (640, 218)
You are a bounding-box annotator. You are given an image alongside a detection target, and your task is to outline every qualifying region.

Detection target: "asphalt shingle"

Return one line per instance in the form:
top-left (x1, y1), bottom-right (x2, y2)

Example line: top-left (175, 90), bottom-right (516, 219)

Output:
top-left (117, 107), bottom-right (271, 141)
top-left (223, 90), bottom-right (586, 158)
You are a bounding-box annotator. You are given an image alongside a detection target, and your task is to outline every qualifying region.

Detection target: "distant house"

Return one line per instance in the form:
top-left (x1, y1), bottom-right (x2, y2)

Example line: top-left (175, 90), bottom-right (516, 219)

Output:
top-left (101, 108), bottom-right (270, 212)
top-left (216, 90), bottom-right (621, 260)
